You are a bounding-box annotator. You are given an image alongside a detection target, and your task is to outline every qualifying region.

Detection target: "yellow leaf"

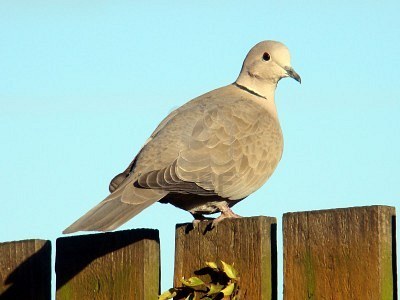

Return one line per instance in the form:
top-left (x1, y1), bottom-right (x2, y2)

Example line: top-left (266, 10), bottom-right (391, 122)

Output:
top-left (158, 288), bottom-right (177, 300)
top-left (205, 261), bottom-right (218, 269)
top-left (180, 276), bottom-right (205, 287)
top-left (221, 282), bottom-right (235, 296)
top-left (220, 261), bottom-right (239, 279)
top-left (207, 283), bottom-right (224, 295)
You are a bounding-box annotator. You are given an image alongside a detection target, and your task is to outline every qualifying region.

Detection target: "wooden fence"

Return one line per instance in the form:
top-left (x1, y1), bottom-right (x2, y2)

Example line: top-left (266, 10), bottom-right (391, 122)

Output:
top-left (0, 205), bottom-right (397, 299)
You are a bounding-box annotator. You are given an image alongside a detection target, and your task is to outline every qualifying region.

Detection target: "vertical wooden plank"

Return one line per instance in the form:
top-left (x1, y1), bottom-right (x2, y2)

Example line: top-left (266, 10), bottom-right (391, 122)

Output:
top-left (56, 229), bottom-right (160, 300)
top-left (174, 216), bottom-right (277, 299)
top-left (0, 239), bottom-right (51, 299)
top-left (283, 205), bottom-right (397, 300)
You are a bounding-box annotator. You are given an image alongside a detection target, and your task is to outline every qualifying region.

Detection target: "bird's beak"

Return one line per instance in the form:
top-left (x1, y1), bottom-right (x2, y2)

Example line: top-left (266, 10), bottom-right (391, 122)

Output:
top-left (284, 66), bottom-right (301, 84)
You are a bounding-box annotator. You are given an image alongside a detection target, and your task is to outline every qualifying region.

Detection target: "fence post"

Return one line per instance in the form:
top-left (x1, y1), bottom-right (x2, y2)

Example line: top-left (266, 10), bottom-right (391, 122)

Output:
top-left (56, 229), bottom-right (160, 300)
top-left (173, 216), bottom-right (277, 299)
top-left (0, 239), bottom-right (51, 299)
top-left (283, 205), bottom-right (397, 300)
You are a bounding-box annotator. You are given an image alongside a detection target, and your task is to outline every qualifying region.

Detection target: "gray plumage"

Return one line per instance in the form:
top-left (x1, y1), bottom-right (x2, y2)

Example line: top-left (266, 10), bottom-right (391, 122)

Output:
top-left (63, 40), bottom-right (300, 234)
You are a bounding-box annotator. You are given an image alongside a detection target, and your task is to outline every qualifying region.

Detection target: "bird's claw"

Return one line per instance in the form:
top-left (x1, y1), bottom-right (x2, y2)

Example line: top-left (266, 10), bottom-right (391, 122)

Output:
top-left (191, 205), bottom-right (241, 229)
top-left (210, 209), bottom-right (241, 228)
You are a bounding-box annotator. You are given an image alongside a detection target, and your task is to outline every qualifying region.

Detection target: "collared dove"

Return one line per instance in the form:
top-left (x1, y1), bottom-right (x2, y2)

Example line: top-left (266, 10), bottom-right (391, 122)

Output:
top-left (63, 40), bottom-right (300, 233)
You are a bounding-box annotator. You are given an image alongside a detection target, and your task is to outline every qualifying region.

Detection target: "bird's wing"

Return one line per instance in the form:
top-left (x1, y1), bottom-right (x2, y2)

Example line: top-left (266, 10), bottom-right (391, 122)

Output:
top-left (109, 108), bottom-right (181, 192)
top-left (136, 95), bottom-right (283, 200)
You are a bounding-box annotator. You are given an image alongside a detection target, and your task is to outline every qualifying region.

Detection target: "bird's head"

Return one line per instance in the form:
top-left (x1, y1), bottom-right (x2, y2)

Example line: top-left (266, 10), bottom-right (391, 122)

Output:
top-left (236, 41), bottom-right (300, 99)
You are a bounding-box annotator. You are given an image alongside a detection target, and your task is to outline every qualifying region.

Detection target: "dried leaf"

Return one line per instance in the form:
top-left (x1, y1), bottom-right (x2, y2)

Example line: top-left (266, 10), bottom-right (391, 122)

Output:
top-left (205, 261), bottom-right (218, 269)
top-left (220, 261), bottom-right (239, 279)
top-left (207, 283), bottom-right (224, 295)
top-left (221, 282), bottom-right (235, 296)
top-left (181, 276), bottom-right (205, 287)
top-left (158, 288), bottom-right (177, 300)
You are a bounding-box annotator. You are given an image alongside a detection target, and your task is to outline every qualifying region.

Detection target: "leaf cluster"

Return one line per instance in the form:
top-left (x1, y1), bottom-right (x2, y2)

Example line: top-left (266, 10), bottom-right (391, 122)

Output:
top-left (159, 260), bottom-right (240, 300)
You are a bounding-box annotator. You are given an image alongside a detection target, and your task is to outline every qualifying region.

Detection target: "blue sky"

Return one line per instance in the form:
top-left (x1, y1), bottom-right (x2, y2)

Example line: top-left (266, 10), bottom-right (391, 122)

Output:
top-left (1, 1), bottom-right (399, 297)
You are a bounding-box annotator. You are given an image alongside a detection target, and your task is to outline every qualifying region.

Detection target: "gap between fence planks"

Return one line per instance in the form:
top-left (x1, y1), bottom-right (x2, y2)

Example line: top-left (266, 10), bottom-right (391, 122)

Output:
top-left (174, 216), bottom-right (277, 300)
top-left (55, 229), bottom-right (160, 300)
top-left (0, 239), bottom-right (51, 300)
top-left (283, 205), bottom-right (397, 300)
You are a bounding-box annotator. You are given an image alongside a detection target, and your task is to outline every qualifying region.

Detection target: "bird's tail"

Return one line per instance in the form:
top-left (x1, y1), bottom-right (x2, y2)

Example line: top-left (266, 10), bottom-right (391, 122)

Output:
top-left (63, 183), bottom-right (166, 234)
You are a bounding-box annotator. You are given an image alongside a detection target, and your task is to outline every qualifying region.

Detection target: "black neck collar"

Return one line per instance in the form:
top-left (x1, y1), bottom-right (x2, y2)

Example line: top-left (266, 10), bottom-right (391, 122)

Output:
top-left (233, 82), bottom-right (267, 100)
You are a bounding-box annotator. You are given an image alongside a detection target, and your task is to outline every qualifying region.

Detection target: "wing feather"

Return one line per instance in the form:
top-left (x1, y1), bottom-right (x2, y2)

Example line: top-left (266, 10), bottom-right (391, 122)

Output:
top-left (134, 96), bottom-right (283, 200)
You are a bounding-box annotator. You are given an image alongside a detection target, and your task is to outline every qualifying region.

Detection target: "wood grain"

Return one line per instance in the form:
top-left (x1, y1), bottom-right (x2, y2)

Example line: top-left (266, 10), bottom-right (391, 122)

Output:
top-left (283, 205), bottom-right (397, 300)
top-left (56, 229), bottom-right (160, 300)
top-left (0, 239), bottom-right (51, 299)
top-left (174, 216), bottom-right (277, 299)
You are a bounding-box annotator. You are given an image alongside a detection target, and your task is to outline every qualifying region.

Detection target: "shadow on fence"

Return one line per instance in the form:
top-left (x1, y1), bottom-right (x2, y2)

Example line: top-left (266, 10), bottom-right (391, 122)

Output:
top-left (0, 240), bottom-right (51, 300)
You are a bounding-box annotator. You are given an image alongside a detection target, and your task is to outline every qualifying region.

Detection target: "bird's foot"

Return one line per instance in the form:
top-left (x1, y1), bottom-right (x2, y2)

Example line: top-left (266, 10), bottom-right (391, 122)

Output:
top-left (190, 203), bottom-right (241, 229)
top-left (211, 204), bottom-right (241, 228)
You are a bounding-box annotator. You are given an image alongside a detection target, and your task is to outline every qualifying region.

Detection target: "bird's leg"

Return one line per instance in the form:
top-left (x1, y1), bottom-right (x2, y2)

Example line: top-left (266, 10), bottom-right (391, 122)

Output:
top-left (211, 201), bottom-right (241, 227)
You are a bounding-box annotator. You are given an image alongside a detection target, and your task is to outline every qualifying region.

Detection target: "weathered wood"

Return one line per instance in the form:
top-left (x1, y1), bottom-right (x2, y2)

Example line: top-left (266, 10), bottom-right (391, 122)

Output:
top-left (56, 229), bottom-right (160, 300)
top-left (0, 239), bottom-right (51, 299)
top-left (283, 205), bottom-right (397, 300)
top-left (174, 216), bottom-right (277, 299)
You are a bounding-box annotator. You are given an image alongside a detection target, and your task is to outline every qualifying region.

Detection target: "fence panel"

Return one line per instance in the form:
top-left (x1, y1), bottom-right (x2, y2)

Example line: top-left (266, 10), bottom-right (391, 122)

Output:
top-left (0, 239), bottom-right (51, 300)
top-left (283, 205), bottom-right (397, 300)
top-left (56, 229), bottom-right (160, 300)
top-left (1, 205), bottom-right (397, 299)
top-left (173, 216), bottom-right (277, 299)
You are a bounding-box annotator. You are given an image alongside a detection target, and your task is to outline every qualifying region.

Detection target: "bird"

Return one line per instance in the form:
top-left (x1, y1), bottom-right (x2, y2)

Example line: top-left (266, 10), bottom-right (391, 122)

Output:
top-left (63, 40), bottom-right (300, 234)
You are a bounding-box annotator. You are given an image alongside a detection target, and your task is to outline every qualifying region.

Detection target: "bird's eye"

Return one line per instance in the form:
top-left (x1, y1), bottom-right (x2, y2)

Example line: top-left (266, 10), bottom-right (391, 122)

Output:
top-left (262, 52), bottom-right (271, 61)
